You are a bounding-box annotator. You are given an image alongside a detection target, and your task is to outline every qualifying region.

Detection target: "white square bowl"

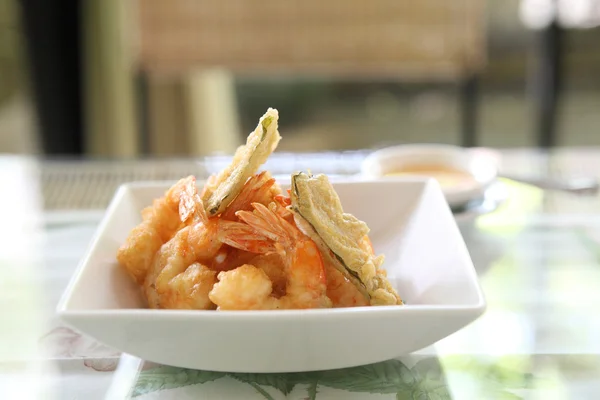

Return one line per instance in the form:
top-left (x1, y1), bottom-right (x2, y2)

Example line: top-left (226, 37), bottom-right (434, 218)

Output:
top-left (57, 177), bottom-right (485, 373)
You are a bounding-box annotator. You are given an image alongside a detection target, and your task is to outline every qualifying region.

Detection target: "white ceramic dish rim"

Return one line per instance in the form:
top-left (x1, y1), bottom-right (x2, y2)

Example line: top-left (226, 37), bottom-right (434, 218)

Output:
top-left (56, 176), bottom-right (486, 319)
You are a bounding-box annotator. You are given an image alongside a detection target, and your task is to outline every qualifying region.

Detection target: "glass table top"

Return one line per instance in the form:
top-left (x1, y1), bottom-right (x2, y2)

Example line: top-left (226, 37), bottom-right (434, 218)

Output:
top-left (2, 149), bottom-right (600, 399)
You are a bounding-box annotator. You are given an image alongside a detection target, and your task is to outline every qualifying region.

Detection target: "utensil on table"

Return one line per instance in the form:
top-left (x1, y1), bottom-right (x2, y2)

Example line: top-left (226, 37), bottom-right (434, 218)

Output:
top-left (500, 174), bottom-right (599, 196)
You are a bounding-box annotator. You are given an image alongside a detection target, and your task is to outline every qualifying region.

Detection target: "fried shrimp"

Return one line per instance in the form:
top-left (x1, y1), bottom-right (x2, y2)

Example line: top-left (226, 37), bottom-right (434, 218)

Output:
top-left (276, 191), bottom-right (371, 307)
top-left (116, 107), bottom-right (404, 312)
top-left (210, 245), bottom-right (257, 272)
top-left (275, 190), bottom-right (369, 307)
top-left (221, 171), bottom-right (280, 221)
top-left (144, 215), bottom-right (266, 309)
top-left (117, 176), bottom-right (196, 285)
top-left (210, 171), bottom-right (281, 272)
top-left (144, 173), bottom-right (275, 309)
top-left (248, 253), bottom-right (287, 298)
top-left (323, 261), bottom-right (370, 307)
top-left (158, 263), bottom-right (217, 310)
top-left (273, 194), bottom-right (294, 222)
top-left (209, 202), bottom-right (332, 310)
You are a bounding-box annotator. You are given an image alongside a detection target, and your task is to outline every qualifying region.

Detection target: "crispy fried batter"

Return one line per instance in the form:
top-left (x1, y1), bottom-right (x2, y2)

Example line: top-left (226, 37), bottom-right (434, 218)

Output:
top-left (202, 108), bottom-right (281, 217)
top-left (290, 172), bottom-right (403, 306)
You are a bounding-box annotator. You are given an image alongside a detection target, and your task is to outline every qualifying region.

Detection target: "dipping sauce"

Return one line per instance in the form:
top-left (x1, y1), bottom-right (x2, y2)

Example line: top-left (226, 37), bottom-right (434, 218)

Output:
top-left (384, 164), bottom-right (477, 190)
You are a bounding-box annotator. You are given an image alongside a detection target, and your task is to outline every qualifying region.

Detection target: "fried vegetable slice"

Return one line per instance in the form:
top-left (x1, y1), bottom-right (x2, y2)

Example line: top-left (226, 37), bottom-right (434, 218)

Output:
top-left (202, 108), bottom-right (281, 217)
top-left (290, 172), bottom-right (403, 306)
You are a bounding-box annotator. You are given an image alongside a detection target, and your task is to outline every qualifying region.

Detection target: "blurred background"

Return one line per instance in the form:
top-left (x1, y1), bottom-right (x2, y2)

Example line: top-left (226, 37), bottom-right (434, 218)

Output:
top-left (1, 0), bottom-right (599, 157)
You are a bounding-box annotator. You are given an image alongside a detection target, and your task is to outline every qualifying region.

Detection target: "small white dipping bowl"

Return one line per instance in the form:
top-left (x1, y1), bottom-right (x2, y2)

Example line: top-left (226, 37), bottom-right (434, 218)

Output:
top-left (361, 144), bottom-right (498, 208)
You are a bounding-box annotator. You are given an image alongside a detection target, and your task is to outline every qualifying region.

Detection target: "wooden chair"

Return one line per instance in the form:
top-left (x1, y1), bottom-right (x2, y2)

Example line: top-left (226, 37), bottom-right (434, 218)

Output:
top-left (85, 0), bottom-right (487, 156)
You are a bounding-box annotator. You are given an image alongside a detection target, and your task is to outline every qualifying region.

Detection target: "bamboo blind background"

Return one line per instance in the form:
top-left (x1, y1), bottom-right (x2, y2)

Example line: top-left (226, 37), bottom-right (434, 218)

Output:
top-left (135, 0), bottom-right (486, 78)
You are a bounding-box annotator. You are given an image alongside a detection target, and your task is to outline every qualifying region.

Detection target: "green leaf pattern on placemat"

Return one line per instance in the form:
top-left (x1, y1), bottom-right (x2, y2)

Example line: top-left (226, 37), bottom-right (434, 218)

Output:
top-left (132, 358), bottom-right (452, 399)
top-left (300, 359), bottom-right (418, 394)
top-left (229, 372), bottom-right (297, 396)
top-left (132, 367), bottom-right (225, 397)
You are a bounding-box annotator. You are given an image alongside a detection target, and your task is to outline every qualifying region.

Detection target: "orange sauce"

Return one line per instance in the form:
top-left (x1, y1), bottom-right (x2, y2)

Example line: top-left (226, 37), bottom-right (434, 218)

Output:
top-left (384, 164), bottom-right (476, 189)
